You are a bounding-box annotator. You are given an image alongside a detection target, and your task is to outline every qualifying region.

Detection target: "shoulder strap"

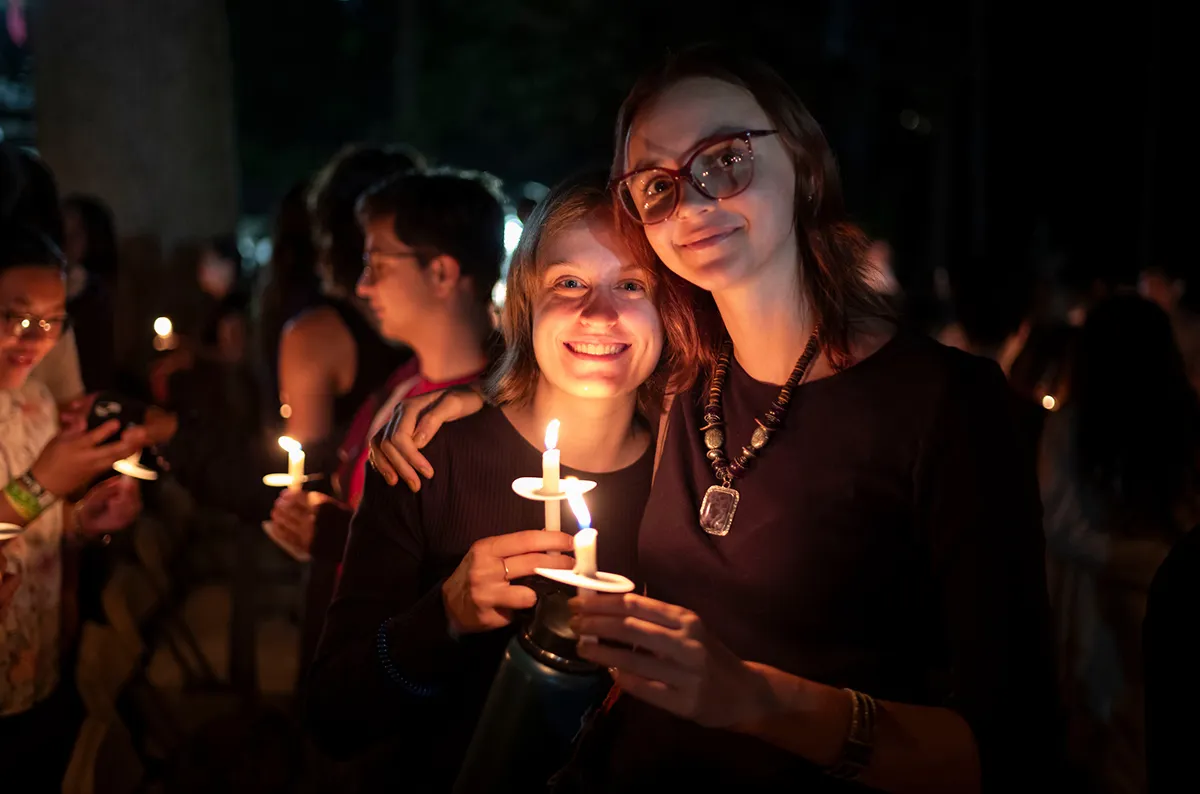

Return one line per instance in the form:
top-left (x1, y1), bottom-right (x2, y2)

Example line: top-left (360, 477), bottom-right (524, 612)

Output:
top-left (651, 392), bottom-right (676, 487)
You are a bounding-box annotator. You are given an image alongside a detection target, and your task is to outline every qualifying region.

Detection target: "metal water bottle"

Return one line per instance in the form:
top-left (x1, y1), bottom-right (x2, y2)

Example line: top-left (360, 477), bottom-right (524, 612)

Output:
top-left (452, 588), bottom-right (608, 793)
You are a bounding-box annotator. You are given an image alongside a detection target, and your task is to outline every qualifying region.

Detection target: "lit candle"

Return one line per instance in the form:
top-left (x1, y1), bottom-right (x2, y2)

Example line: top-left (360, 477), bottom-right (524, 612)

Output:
top-left (566, 491), bottom-right (596, 579)
top-left (542, 419), bottom-right (561, 533)
top-left (153, 316), bottom-right (176, 351)
top-left (278, 436), bottom-right (305, 492)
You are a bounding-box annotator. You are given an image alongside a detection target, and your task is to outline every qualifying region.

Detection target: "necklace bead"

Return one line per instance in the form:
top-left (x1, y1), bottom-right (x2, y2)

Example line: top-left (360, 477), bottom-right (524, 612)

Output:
top-left (701, 327), bottom-right (821, 488)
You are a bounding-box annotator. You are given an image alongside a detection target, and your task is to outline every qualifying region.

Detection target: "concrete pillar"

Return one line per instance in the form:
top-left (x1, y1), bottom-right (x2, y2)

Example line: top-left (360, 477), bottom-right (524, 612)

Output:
top-left (32, 0), bottom-right (239, 365)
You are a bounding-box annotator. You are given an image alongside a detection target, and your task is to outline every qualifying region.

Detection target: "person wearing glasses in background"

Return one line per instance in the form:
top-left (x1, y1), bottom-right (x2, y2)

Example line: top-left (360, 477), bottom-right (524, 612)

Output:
top-left (0, 222), bottom-right (146, 791)
top-left (370, 46), bottom-right (1060, 793)
top-left (266, 170), bottom-right (506, 683)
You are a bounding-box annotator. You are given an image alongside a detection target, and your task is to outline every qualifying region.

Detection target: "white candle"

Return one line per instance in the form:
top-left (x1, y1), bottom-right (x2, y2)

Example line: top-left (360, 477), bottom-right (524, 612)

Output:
top-left (279, 436), bottom-right (305, 492)
top-left (566, 490), bottom-right (596, 578)
top-left (542, 419), bottom-right (561, 533)
top-left (573, 528), bottom-right (597, 580)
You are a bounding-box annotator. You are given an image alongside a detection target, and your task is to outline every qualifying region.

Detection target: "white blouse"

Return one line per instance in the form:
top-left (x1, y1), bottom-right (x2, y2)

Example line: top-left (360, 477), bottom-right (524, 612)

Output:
top-left (0, 379), bottom-right (63, 716)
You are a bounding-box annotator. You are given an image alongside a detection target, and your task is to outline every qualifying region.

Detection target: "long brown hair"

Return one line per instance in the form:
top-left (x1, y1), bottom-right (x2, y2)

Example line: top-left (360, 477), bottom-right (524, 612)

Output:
top-left (487, 170), bottom-right (701, 417)
top-left (611, 44), bottom-right (892, 369)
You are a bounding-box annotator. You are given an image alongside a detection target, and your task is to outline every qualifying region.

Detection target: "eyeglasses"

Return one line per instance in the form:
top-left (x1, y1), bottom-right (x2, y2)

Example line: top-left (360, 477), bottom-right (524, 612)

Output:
top-left (615, 130), bottom-right (779, 225)
top-left (4, 311), bottom-right (72, 340)
top-left (360, 249), bottom-right (423, 283)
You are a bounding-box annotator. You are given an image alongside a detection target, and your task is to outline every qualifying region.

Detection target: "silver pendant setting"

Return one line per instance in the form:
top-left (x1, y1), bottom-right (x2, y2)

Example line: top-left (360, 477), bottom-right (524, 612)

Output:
top-left (699, 485), bottom-right (740, 536)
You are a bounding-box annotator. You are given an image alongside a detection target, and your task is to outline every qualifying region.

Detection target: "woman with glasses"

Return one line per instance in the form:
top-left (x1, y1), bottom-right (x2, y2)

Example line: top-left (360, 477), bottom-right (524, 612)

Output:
top-left (371, 46), bottom-right (1059, 793)
top-left (0, 222), bottom-right (146, 790)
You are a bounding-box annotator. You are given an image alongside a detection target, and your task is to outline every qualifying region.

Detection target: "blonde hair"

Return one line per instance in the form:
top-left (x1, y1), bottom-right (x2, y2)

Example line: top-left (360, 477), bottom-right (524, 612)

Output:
top-left (487, 170), bottom-right (701, 418)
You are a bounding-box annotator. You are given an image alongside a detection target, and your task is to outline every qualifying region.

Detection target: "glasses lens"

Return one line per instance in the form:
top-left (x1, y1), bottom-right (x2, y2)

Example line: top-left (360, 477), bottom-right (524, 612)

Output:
top-left (621, 170), bottom-right (677, 225)
top-left (690, 136), bottom-right (754, 199)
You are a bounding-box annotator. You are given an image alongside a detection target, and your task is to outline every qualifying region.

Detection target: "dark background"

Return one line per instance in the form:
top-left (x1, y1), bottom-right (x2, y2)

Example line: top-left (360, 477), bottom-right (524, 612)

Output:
top-left (4, 0), bottom-right (1193, 304)
top-left (225, 0), bottom-right (1190, 300)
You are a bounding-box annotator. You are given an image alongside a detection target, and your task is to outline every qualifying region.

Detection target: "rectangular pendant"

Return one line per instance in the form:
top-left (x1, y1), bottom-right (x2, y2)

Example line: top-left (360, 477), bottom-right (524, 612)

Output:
top-left (699, 485), bottom-right (740, 536)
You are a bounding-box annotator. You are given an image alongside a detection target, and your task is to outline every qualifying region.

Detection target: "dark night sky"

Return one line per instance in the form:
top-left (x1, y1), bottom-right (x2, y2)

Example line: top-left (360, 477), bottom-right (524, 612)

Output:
top-left (227, 0), bottom-right (1190, 302)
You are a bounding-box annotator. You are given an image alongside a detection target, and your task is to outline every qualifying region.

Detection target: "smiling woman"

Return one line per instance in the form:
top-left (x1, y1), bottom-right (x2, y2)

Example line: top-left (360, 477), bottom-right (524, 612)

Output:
top-left (305, 170), bottom-right (701, 791)
top-left (489, 171), bottom-right (699, 417)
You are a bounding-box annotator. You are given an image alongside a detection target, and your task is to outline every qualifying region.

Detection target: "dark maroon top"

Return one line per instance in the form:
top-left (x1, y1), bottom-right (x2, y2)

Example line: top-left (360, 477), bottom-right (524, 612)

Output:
top-left (577, 332), bottom-right (1061, 793)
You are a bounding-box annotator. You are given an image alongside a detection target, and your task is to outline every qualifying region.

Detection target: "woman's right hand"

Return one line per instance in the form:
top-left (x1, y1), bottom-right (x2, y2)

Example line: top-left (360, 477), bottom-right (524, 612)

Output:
top-left (29, 420), bottom-right (148, 498)
top-left (441, 530), bottom-right (575, 635)
top-left (369, 386), bottom-right (486, 491)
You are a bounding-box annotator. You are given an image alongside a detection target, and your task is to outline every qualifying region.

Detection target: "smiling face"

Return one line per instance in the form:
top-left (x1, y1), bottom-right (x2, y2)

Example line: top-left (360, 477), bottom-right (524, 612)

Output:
top-left (0, 265), bottom-right (68, 390)
top-left (623, 77), bottom-right (798, 295)
top-left (531, 217), bottom-right (663, 401)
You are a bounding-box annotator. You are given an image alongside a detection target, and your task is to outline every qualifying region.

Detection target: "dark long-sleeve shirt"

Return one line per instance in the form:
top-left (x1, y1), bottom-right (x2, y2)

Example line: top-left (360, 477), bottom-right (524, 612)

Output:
top-left (576, 332), bottom-right (1062, 793)
top-left (306, 405), bottom-right (652, 792)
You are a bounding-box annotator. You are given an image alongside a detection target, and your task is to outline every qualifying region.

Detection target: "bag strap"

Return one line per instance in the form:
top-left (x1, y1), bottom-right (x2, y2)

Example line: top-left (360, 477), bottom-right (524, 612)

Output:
top-left (651, 391), bottom-right (676, 487)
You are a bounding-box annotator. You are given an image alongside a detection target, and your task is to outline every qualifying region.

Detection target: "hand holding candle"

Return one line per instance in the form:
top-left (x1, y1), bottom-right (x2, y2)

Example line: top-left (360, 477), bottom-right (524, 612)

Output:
top-left (262, 436), bottom-right (311, 559)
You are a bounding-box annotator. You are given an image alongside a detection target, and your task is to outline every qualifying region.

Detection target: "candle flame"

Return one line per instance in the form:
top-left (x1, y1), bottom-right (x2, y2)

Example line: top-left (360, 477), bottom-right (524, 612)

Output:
top-left (153, 316), bottom-right (173, 337)
top-left (544, 418), bottom-right (560, 451)
top-left (1041, 394), bottom-right (1057, 411)
top-left (566, 489), bottom-right (591, 530)
top-left (278, 436), bottom-right (302, 454)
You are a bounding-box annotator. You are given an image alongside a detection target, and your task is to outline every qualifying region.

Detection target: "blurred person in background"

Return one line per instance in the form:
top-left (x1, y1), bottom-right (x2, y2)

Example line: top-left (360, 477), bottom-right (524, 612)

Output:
top-left (1, 144), bottom-right (85, 407)
top-left (1139, 264), bottom-right (1200, 393)
top-left (255, 181), bottom-right (321, 426)
top-left (1040, 293), bottom-right (1200, 794)
top-left (0, 221), bottom-right (146, 792)
top-left (267, 169), bottom-right (505, 682)
top-left (277, 144), bottom-right (421, 480)
top-left (60, 194), bottom-right (117, 393)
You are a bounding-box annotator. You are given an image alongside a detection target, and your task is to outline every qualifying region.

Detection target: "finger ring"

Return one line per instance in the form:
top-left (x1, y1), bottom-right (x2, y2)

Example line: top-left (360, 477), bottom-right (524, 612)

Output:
top-left (502, 559), bottom-right (511, 581)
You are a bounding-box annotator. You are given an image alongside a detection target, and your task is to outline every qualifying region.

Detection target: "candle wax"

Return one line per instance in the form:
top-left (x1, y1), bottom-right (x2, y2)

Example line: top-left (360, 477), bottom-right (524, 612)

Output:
top-left (287, 449), bottom-right (305, 492)
top-left (542, 448), bottom-right (560, 531)
top-left (573, 527), bottom-right (598, 579)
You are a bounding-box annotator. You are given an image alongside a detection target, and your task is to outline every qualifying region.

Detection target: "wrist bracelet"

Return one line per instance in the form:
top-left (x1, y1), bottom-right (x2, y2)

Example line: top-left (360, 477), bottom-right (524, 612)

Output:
top-left (826, 688), bottom-right (877, 780)
top-left (4, 477), bottom-right (46, 522)
top-left (18, 472), bottom-right (58, 509)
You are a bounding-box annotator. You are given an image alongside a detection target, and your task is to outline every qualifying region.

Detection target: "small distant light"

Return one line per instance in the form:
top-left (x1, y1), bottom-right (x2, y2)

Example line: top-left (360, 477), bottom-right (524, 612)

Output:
top-left (153, 317), bottom-right (173, 337)
top-left (504, 216), bottom-right (523, 256)
top-left (1042, 394), bottom-right (1057, 411)
top-left (280, 403), bottom-right (293, 419)
top-left (491, 280), bottom-right (507, 308)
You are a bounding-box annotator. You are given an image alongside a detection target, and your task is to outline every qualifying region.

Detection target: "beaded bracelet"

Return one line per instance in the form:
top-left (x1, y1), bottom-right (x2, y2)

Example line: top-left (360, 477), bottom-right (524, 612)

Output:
top-left (376, 618), bottom-right (438, 698)
top-left (4, 477), bottom-right (45, 522)
top-left (826, 688), bottom-right (878, 780)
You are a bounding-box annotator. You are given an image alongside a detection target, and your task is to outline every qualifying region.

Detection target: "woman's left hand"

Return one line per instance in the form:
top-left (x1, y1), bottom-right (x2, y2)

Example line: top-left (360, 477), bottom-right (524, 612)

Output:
top-left (570, 593), bottom-right (773, 729)
top-left (77, 475), bottom-right (142, 536)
